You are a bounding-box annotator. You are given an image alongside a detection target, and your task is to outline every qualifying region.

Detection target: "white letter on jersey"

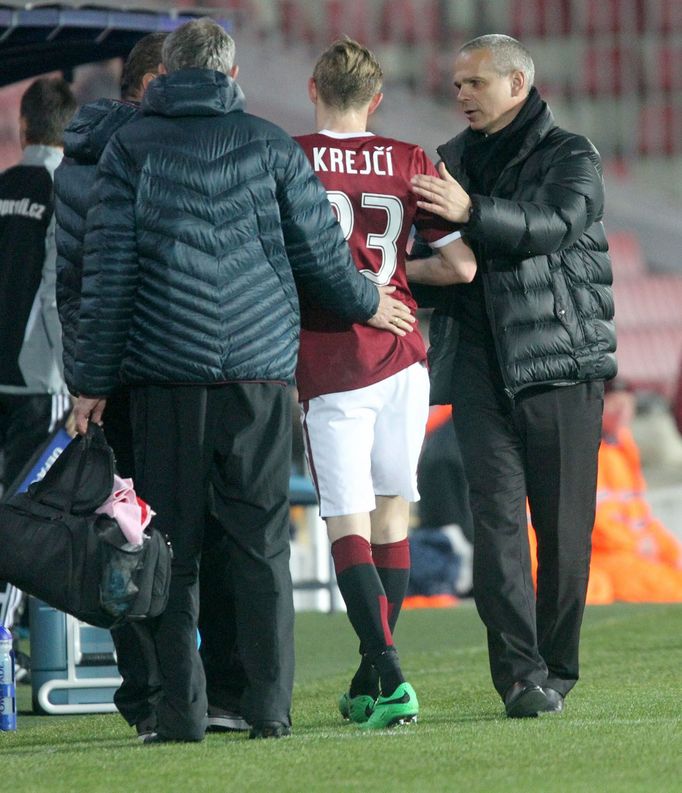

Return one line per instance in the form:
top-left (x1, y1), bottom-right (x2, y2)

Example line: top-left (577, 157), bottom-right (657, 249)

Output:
top-left (371, 147), bottom-right (394, 177)
top-left (329, 148), bottom-right (343, 172)
top-left (359, 151), bottom-right (372, 175)
top-left (313, 147), bottom-right (328, 172)
top-left (345, 150), bottom-right (358, 174)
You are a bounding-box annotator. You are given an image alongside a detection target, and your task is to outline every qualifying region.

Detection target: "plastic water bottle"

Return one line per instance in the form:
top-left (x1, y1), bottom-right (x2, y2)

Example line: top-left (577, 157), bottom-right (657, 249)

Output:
top-left (0, 625), bottom-right (17, 731)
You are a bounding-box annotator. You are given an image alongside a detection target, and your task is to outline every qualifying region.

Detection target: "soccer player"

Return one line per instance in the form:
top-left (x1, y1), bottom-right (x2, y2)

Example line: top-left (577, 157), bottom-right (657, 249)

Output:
top-left (295, 38), bottom-right (476, 729)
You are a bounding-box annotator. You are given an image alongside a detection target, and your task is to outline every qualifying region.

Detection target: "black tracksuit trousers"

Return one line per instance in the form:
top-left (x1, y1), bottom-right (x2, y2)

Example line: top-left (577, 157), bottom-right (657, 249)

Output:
top-left (130, 382), bottom-right (294, 740)
top-left (451, 343), bottom-right (604, 699)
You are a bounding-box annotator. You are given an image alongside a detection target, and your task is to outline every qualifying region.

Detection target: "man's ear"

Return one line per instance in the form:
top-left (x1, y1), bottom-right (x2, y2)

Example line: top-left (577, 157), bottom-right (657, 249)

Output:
top-left (230, 64), bottom-right (239, 79)
top-left (140, 71), bottom-right (157, 92)
top-left (308, 77), bottom-right (318, 105)
top-left (510, 69), bottom-right (526, 97)
top-left (367, 92), bottom-right (384, 116)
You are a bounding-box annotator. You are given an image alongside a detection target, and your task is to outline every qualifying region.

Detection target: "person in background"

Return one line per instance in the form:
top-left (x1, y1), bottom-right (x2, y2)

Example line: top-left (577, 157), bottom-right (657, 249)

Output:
top-left (0, 77), bottom-right (76, 496)
top-left (417, 404), bottom-right (474, 547)
top-left (409, 34), bottom-right (616, 717)
top-left (0, 77), bottom-right (76, 644)
top-left (589, 381), bottom-right (682, 601)
top-left (296, 38), bottom-right (476, 729)
top-left (55, 32), bottom-right (167, 478)
top-left (54, 32), bottom-right (167, 741)
top-left (71, 19), bottom-right (412, 743)
top-left (528, 380), bottom-right (682, 603)
top-left (412, 403), bottom-right (474, 599)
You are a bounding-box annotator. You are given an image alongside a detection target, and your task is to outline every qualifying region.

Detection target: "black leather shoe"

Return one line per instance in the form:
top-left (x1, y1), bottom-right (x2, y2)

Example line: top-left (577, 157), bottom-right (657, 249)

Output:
top-left (135, 715), bottom-right (158, 742)
top-left (142, 732), bottom-right (203, 744)
top-left (504, 680), bottom-right (550, 718)
top-left (249, 721), bottom-right (292, 739)
top-left (542, 687), bottom-right (565, 713)
top-left (141, 733), bottom-right (169, 745)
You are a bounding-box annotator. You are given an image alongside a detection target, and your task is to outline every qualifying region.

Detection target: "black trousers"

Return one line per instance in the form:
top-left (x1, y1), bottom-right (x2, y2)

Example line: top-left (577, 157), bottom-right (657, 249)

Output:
top-left (102, 390), bottom-right (135, 480)
top-left (111, 620), bottom-right (161, 727)
top-left (199, 511), bottom-right (248, 713)
top-left (451, 343), bottom-right (603, 698)
top-left (99, 389), bottom-right (163, 728)
top-left (130, 382), bottom-right (294, 739)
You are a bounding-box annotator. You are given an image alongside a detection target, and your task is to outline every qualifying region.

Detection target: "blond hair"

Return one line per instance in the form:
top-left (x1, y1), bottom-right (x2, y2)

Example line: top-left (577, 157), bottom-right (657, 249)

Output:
top-left (313, 37), bottom-right (383, 111)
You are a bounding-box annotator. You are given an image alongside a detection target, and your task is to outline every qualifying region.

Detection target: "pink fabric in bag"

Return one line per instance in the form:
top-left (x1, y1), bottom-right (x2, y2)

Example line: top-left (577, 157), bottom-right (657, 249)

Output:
top-left (95, 475), bottom-right (156, 546)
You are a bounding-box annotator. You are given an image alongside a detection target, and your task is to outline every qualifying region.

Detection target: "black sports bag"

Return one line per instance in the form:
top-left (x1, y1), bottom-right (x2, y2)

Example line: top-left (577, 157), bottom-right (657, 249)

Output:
top-left (0, 422), bottom-right (171, 627)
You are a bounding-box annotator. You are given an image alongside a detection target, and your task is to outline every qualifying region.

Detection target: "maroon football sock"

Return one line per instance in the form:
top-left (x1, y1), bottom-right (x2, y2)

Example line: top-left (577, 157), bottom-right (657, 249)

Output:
top-left (332, 535), bottom-right (397, 696)
top-left (372, 538), bottom-right (411, 636)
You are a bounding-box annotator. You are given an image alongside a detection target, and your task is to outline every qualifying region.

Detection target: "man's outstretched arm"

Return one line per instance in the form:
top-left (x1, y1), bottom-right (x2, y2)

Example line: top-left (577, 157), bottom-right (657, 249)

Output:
top-left (407, 236), bottom-right (477, 285)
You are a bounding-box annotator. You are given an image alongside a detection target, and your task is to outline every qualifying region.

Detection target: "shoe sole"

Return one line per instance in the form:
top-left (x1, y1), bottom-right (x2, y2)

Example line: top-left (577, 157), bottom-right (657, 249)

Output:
top-left (142, 734), bottom-right (203, 744)
top-left (394, 715), bottom-right (418, 726)
top-left (206, 718), bottom-right (250, 732)
top-left (506, 688), bottom-right (550, 718)
top-left (361, 710), bottom-right (418, 730)
top-left (249, 725), bottom-right (292, 739)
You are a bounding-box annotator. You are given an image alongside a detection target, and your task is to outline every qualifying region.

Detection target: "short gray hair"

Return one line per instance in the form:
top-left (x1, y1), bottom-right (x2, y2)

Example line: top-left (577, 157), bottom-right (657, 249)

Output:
top-left (459, 34), bottom-right (535, 89)
top-left (162, 17), bottom-right (235, 75)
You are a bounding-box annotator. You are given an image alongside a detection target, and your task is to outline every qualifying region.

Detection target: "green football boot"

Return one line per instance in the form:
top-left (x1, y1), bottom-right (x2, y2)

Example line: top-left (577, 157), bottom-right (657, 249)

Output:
top-left (338, 691), bottom-right (376, 724)
top-left (360, 682), bottom-right (419, 730)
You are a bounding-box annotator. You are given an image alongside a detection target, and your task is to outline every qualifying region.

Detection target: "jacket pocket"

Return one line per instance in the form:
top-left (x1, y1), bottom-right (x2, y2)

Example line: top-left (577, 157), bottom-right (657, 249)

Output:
top-left (551, 264), bottom-right (585, 349)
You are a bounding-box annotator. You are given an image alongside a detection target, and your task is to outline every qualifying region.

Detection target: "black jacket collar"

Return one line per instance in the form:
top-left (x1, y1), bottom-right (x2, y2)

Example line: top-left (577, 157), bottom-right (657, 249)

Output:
top-left (437, 89), bottom-right (555, 190)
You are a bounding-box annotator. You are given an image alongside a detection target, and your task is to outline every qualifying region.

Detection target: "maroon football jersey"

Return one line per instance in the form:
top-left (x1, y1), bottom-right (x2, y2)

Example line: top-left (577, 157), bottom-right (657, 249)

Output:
top-left (295, 131), bottom-right (456, 401)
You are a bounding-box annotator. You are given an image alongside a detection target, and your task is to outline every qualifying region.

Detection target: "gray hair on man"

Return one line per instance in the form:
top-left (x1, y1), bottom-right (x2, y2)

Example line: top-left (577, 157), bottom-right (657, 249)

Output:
top-left (162, 17), bottom-right (236, 75)
top-left (459, 34), bottom-right (535, 89)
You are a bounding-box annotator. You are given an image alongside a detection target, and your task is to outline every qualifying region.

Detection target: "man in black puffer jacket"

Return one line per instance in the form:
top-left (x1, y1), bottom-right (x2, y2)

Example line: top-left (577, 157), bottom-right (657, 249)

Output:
top-left (54, 32), bottom-right (167, 742)
top-left (410, 35), bottom-right (616, 718)
top-left (72, 18), bottom-right (413, 743)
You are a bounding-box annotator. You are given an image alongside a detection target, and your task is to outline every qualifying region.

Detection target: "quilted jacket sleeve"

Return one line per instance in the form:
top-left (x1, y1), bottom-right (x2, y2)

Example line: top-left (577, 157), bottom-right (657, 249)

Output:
top-left (73, 135), bottom-right (139, 396)
top-left (274, 140), bottom-right (379, 323)
top-left (466, 135), bottom-right (605, 258)
top-left (54, 160), bottom-right (91, 395)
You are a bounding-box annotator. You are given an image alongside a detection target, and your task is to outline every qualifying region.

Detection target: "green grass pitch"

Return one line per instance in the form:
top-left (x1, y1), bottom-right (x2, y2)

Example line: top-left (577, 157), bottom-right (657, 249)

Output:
top-left (3, 602), bottom-right (681, 793)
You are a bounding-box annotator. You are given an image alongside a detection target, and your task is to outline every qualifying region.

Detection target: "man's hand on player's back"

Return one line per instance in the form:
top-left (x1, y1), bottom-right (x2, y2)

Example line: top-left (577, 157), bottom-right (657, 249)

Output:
top-left (367, 285), bottom-right (415, 336)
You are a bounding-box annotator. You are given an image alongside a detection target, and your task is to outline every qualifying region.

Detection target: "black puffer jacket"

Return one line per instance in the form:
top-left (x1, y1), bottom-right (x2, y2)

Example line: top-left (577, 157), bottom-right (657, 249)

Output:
top-left (74, 70), bottom-right (378, 396)
top-left (429, 103), bottom-right (617, 401)
top-left (54, 99), bottom-right (140, 394)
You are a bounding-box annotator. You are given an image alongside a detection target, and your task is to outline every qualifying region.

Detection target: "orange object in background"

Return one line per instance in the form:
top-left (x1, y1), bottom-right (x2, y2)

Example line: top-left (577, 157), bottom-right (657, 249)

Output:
top-left (403, 593), bottom-right (458, 609)
top-left (528, 424), bottom-right (682, 604)
top-left (425, 404), bottom-right (452, 435)
top-left (590, 425), bottom-right (682, 602)
top-left (594, 427), bottom-right (682, 568)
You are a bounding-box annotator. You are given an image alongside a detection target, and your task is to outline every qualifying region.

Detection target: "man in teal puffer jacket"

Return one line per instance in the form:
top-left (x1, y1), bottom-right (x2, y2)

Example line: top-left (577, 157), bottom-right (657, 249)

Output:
top-left (72, 18), bottom-right (413, 743)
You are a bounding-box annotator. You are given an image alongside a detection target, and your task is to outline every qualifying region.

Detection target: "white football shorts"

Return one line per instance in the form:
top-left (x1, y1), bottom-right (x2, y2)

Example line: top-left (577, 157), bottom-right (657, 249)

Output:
top-left (300, 361), bottom-right (430, 518)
